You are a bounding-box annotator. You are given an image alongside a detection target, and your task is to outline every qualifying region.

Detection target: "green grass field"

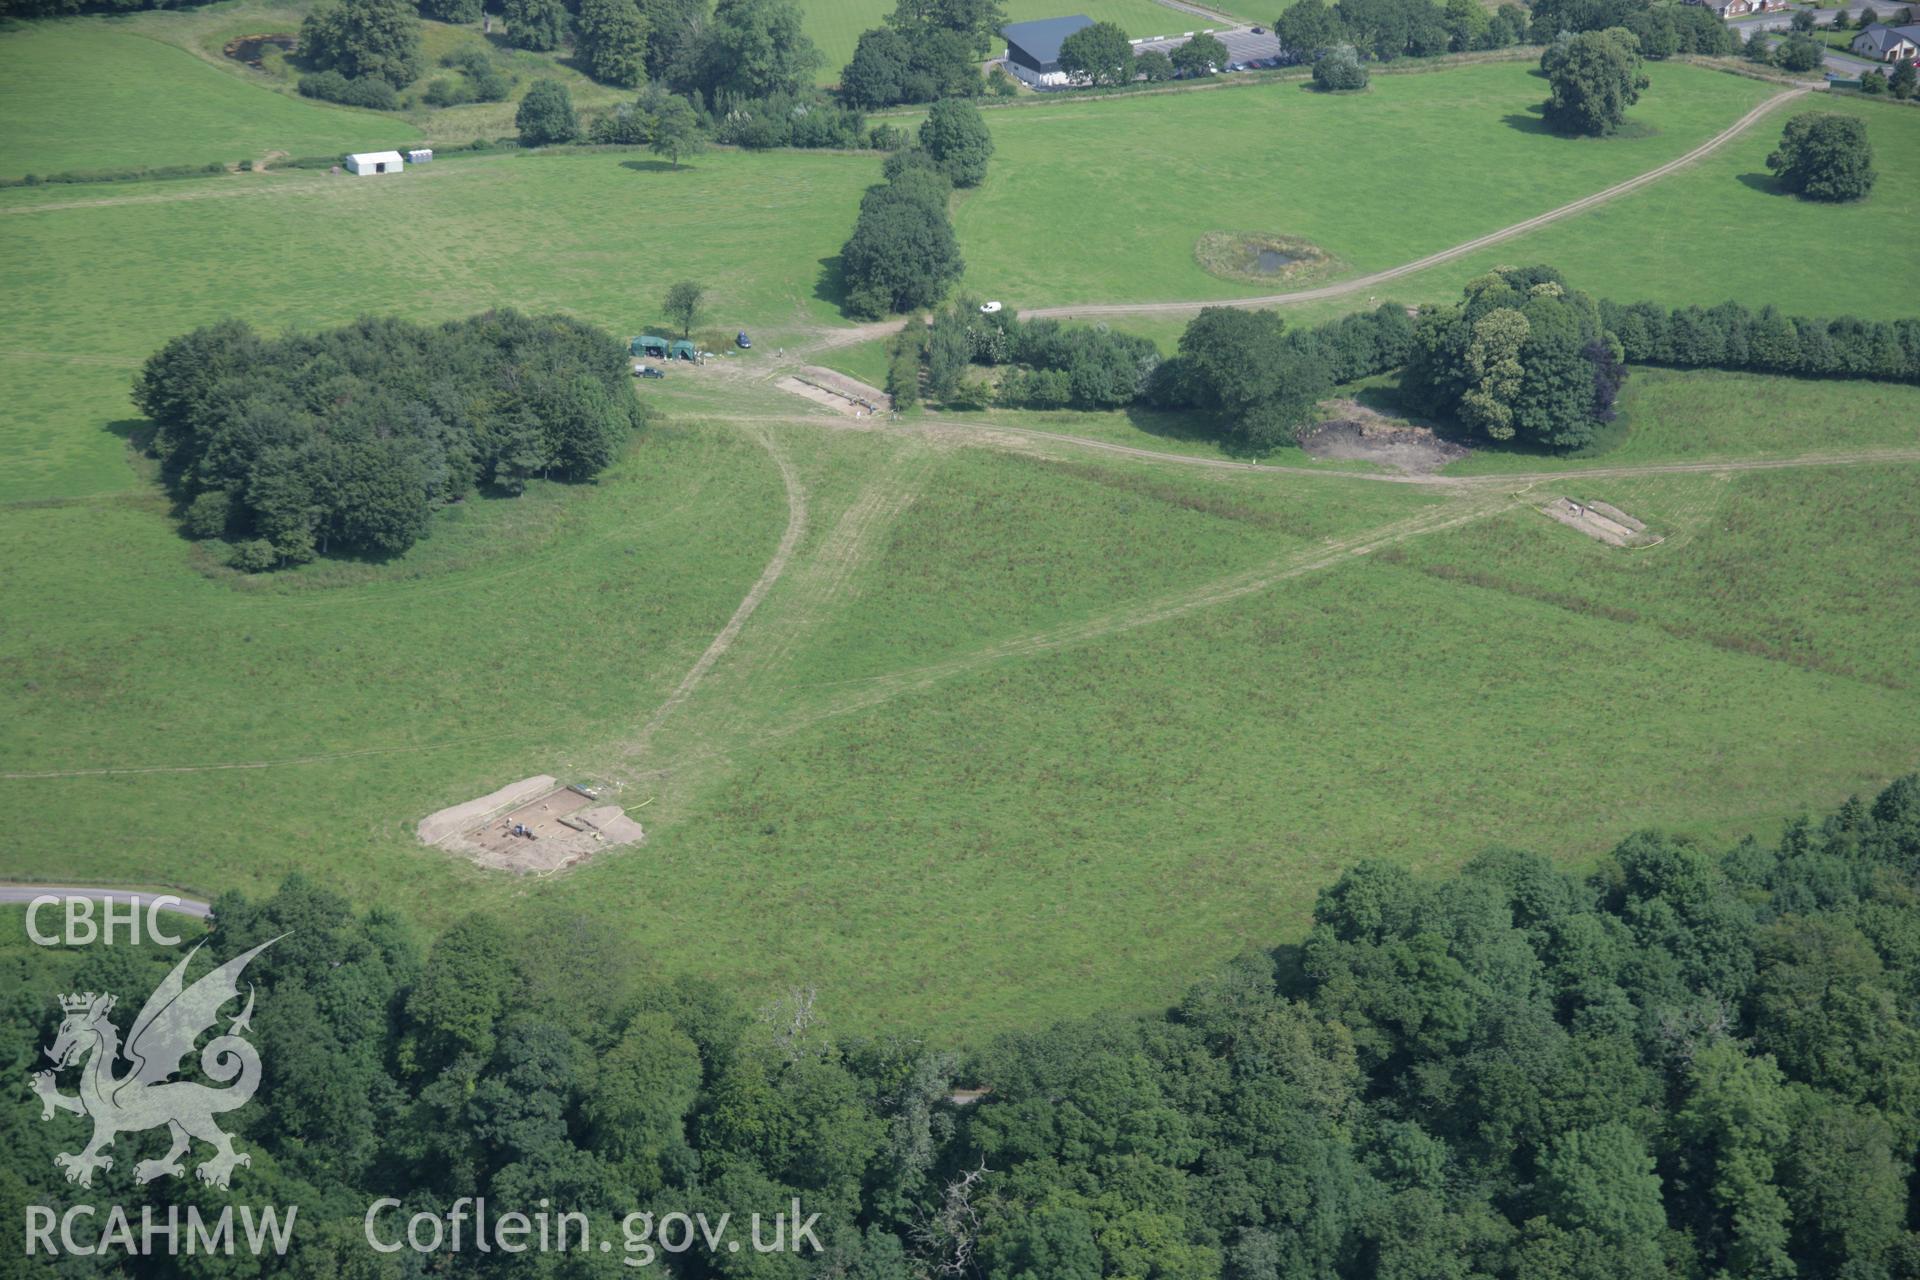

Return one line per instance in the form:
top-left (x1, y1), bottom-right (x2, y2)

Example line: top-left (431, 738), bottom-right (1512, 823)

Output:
top-left (0, 23), bottom-right (414, 176)
top-left (952, 61), bottom-right (1778, 307)
top-left (1356, 92), bottom-right (1920, 322)
top-left (4, 36), bottom-right (1919, 1038)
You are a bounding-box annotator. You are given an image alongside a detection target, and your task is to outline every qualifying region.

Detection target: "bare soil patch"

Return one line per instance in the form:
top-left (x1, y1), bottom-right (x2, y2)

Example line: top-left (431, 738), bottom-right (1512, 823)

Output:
top-left (776, 368), bottom-right (889, 417)
top-left (1300, 401), bottom-right (1469, 474)
top-left (1539, 497), bottom-right (1659, 547)
top-left (419, 776), bottom-right (644, 874)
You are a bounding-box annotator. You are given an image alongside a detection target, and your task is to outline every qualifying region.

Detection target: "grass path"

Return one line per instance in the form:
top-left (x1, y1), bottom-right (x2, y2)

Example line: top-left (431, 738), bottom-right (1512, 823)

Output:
top-left (1019, 86), bottom-right (1810, 320)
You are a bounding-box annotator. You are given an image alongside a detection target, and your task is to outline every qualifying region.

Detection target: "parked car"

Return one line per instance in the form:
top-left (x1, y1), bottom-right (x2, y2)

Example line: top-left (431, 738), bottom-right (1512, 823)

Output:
top-left (980, 300), bottom-right (1003, 314)
top-left (1251, 24), bottom-right (1265, 32)
top-left (635, 365), bottom-right (665, 379)
top-left (736, 331), bottom-right (752, 349)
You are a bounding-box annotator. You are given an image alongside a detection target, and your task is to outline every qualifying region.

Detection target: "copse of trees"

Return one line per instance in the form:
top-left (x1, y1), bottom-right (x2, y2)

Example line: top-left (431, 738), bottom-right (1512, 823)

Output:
top-left (1404, 265), bottom-right (1625, 450)
top-left (1540, 27), bottom-right (1649, 136)
top-left (298, 0), bottom-right (423, 89)
top-left (1768, 111), bottom-right (1877, 202)
top-left (839, 156), bottom-right (965, 317)
top-left (17, 780), bottom-right (1920, 1276)
top-left (839, 23), bottom-right (983, 107)
top-left (133, 311), bottom-right (647, 569)
top-left (1145, 303), bottom-right (1417, 447)
top-left (672, 0), bottom-right (823, 108)
top-left (835, 0), bottom-right (999, 108)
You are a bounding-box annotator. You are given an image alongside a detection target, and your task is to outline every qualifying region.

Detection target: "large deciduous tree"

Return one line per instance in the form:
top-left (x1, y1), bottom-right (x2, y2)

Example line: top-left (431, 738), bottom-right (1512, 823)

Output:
top-left (502, 0), bottom-right (566, 48)
top-left (515, 78), bottom-right (578, 144)
top-left (1057, 20), bottom-right (1135, 85)
top-left (1403, 266), bottom-right (1625, 450)
top-left (1171, 32), bottom-right (1228, 76)
top-left (1767, 111), bottom-right (1876, 201)
top-left (1540, 27), bottom-right (1648, 136)
top-left (575, 0), bottom-right (651, 87)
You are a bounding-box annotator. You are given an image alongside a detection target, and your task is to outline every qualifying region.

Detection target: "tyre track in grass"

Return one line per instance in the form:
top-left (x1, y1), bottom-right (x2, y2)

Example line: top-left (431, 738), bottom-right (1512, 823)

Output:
top-left (620, 425), bottom-right (809, 765)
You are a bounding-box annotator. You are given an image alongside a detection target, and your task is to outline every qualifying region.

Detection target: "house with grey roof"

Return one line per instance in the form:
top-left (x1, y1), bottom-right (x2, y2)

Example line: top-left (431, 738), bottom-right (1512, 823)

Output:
top-left (1001, 15), bottom-right (1096, 87)
top-left (1850, 21), bottom-right (1920, 60)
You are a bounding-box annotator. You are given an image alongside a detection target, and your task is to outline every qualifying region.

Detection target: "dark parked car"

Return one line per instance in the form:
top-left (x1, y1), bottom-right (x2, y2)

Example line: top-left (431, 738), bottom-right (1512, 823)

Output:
top-left (1251, 24), bottom-right (1265, 32)
top-left (736, 331), bottom-right (752, 349)
top-left (635, 365), bottom-right (665, 379)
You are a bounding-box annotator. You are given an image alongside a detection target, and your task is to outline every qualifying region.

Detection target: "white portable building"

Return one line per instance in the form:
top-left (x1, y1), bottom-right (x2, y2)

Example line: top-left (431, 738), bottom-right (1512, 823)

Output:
top-left (345, 151), bottom-right (405, 176)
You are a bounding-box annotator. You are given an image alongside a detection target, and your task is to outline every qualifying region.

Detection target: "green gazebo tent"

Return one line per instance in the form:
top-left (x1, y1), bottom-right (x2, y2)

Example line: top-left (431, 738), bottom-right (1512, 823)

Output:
top-left (632, 335), bottom-right (670, 358)
top-left (670, 339), bottom-right (698, 361)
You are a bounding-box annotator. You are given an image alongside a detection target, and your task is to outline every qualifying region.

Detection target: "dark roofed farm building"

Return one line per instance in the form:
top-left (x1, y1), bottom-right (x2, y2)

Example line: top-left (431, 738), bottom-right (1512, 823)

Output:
top-left (1001, 15), bottom-right (1096, 88)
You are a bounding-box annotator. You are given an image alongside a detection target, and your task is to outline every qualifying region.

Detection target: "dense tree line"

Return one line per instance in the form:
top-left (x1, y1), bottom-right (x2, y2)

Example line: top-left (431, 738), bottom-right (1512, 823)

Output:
top-left (1403, 265), bottom-right (1626, 450)
top-left (1274, 0), bottom-right (1530, 66)
top-left (132, 311), bottom-right (647, 570)
top-left (1598, 295), bottom-right (1920, 382)
top-left (837, 0), bottom-right (1000, 107)
top-left (11, 778), bottom-right (1920, 1276)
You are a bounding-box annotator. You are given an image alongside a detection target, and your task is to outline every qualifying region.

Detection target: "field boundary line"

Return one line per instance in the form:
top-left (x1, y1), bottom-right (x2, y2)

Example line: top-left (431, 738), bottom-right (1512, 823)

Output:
top-left (1019, 86), bottom-right (1809, 320)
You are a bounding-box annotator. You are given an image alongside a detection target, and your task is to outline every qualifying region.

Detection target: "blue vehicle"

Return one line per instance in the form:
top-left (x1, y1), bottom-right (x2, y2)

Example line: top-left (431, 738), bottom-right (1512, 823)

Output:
top-left (736, 331), bottom-right (752, 349)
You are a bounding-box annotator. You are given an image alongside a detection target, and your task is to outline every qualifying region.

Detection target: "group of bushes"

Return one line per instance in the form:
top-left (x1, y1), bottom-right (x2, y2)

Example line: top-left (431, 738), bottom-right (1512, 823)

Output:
top-left (134, 311), bottom-right (647, 570)
top-left (712, 90), bottom-right (867, 150)
top-left (298, 68), bottom-right (404, 110)
top-left (422, 46), bottom-right (514, 106)
top-left (919, 302), bottom-right (1163, 409)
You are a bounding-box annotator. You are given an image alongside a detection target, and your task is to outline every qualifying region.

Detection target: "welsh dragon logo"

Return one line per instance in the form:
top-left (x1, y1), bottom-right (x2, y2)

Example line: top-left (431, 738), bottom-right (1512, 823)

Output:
top-left (30, 937), bottom-right (279, 1190)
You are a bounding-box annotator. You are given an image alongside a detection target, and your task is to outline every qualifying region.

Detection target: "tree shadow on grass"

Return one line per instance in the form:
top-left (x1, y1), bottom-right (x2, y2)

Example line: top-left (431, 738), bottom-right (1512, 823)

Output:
top-left (1501, 108), bottom-right (1553, 136)
top-left (1737, 171), bottom-right (1786, 195)
top-left (1118, 404), bottom-right (1260, 455)
top-left (105, 418), bottom-right (153, 450)
top-left (619, 159), bottom-right (683, 174)
top-left (814, 255), bottom-right (850, 312)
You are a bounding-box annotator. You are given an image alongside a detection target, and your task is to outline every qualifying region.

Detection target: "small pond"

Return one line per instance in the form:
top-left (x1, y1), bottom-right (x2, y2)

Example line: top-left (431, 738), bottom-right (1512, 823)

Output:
top-left (1253, 249), bottom-right (1298, 274)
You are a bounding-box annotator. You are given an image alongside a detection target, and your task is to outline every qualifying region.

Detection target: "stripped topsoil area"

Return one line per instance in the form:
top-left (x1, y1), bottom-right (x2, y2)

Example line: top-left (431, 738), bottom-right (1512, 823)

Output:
top-left (1300, 400), bottom-right (1470, 474)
